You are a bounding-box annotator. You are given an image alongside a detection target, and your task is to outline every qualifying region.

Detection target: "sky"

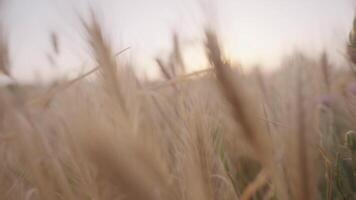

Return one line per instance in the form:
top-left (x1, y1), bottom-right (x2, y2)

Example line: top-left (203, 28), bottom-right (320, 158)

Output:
top-left (0, 0), bottom-right (355, 82)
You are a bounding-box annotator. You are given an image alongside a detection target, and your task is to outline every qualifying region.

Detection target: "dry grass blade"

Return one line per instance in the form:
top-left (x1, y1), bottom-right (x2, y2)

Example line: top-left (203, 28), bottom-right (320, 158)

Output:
top-left (149, 68), bottom-right (212, 90)
top-left (172, 33), bottom-right (186, 73)
top-left (204, 29), bottom-right (270, 161)
top-left (50, 32), bottom-right (60, 55)
top-left (320, 52), bottom-right (330, 92)
top-left (81, 11), bottom-right (128, 113)
top-left (295, 67), bottom-right (313, 200)
top-left (156, 58), bottom-right (172, 80)
top-left (241, 169), bottom-right (269, 200)
top-left (0, 24), bottom-right (10, 77)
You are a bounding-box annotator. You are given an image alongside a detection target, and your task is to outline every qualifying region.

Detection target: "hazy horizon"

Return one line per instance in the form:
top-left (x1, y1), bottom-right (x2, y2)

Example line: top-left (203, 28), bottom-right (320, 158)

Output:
top-left (1, 0), bottom-right (355, 82)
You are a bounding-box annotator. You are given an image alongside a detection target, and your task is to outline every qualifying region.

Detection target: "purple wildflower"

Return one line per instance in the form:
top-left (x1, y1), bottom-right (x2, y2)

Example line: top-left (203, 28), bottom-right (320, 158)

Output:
top-left (317, 95), bottom-right (334, 107)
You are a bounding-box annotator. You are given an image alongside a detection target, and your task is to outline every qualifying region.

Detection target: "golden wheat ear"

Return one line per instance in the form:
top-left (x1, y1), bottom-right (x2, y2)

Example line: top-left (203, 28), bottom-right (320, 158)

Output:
top-left (204, 29), bottom-right (272, 165)
top-left (347, 16), bottom-right (356, 64)
top-left (0, 24), bottom-right (11, 77)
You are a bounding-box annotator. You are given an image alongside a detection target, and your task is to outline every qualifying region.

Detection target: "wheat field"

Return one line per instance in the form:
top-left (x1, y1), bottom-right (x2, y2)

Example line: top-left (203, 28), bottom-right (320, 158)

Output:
top-left (0, 6), bottom-right (355, 200)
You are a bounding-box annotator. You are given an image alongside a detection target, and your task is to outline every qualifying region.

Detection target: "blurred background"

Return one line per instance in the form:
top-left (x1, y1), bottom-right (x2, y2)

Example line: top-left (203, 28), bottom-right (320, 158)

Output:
top-left (0, 0), bottom-right (355, 82)
top-left (1, 1), bottom-right (356, 200)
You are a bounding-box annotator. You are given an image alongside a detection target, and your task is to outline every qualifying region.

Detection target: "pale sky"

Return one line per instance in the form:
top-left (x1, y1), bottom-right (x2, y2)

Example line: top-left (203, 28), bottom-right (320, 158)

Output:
top-left (0, 0), bottom-right (355, 82)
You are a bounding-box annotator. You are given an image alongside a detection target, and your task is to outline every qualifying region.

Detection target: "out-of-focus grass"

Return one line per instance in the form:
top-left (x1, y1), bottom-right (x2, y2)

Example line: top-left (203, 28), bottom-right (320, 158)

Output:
top-left (0, 9), bottom-right (355, 200)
